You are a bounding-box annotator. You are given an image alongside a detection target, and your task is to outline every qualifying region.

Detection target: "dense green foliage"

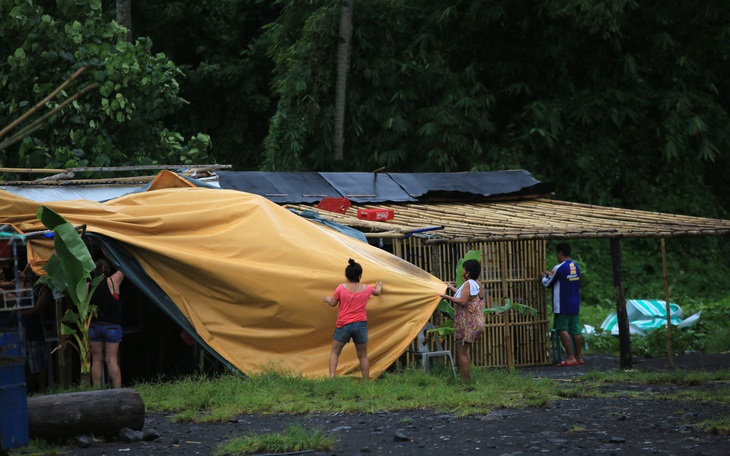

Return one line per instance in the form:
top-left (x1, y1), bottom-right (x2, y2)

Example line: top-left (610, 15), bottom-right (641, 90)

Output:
top-left (260, 0), bottom-right (730, 218)
top-left (0, 0), bottom-right (211, 175)
top-left (130, 0), bottom-right (278, 170)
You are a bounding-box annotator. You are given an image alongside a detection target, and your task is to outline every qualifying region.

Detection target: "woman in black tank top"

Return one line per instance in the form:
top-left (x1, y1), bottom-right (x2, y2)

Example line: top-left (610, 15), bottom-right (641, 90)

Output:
top-left (88, 258), bottom-right (125, 387)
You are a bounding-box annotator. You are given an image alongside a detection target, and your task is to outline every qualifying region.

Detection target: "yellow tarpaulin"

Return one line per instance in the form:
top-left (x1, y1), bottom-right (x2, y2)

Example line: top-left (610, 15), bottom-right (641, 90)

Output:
top-left (1, 171), bottom-right (445, 378)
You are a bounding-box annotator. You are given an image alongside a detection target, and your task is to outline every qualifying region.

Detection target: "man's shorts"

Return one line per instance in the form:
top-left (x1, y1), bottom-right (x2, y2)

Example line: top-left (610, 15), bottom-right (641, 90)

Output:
top-left (89, 323), bottom-right (123, 343)
top-left (554, 313), bottom-right (581, 335)
top-left (333, 321), bottom-right (368, 344)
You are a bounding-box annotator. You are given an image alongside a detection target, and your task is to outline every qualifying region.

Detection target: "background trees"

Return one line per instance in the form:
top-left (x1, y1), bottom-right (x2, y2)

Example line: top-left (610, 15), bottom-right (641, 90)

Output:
top-left (0, 0), bottom-right (211, 174)
top-left (260, 0), bottom-right (730, 219)
top-left (131, 0), bottom-right (279, 170)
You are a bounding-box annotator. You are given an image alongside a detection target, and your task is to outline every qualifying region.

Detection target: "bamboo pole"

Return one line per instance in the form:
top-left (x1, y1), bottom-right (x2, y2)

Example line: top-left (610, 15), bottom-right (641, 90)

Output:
top-left (0, 83), bottom-right (99, 151)
top-left (499, 242), bottom-right (514, 371)
top-left (0, 164), bottom-right (232, 174)
top-left (0, 66), bottom-right (88, 138)
top-left (661, 239), bottom-right (675, 369)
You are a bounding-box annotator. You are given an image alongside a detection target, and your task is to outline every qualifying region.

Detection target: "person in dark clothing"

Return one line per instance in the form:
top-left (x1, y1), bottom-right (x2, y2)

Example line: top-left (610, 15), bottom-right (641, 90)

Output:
top-left (19, 267), bottom-right (51, 393)
top-left (540, 242), bottom-right (583, 366)
top-left (89, 258), bottom-right (125, 387)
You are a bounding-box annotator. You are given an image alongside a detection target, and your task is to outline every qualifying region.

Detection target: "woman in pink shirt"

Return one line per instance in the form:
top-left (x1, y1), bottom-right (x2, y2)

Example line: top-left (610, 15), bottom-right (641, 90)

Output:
top-left (323, 259), bottom-right (383, 379)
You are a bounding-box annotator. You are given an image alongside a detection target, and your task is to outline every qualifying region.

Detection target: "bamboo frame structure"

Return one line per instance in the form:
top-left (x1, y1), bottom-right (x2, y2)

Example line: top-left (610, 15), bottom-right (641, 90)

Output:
top-left (392, 237), bottom-right (550, 368)
top-left (285, 199), bottom-right (730, 369)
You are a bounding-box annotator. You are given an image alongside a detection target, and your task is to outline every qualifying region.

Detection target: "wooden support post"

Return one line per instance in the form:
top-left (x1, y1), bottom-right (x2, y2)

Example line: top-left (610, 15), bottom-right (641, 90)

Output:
top-left (429, 244), bottom-right (440, 278)
top-left (661, 239), bottom-right (675, 368)
top-left (53, 296), bottom-right (72, 388)
top-left (610, 239), bottom-right (633, 369)
top-left (499, 242), bottom-right (514, 371)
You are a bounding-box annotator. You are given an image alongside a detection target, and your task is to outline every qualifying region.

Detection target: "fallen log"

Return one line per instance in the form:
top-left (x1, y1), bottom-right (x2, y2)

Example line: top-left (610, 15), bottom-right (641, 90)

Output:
top-left (27, 388), bottom-right (144, 441)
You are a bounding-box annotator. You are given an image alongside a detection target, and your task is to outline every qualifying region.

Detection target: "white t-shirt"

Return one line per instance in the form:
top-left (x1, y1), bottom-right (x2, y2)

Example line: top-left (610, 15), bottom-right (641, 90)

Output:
top-left (454, 279), bottom-right (480, 299)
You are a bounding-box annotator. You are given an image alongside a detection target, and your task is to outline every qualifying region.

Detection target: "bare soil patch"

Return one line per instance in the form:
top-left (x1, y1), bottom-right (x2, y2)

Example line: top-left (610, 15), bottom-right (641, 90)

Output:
top-left (63, 353), bottom-right (730, 455)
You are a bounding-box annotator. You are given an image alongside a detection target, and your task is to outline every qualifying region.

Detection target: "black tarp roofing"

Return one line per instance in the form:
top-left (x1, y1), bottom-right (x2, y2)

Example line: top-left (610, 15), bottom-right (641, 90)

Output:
top-left (319, 172), bottom-right (413, 203)
top-left (216, 172), bottom-right (340, 204)
top-left (388, 170), bottom-right (553, 199)
top-left (217, 170), bottom-right (554, 204)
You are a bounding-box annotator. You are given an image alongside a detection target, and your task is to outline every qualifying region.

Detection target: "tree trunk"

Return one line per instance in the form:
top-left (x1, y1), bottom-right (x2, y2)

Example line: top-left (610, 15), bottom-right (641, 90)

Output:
top-left (333, 0), bottom-right (354, 162)
top-left (27, 388), bottom-right (144, 441)
top-left (610, 239), bottom-right (633, 369)
top-left (116, 0), bottom-right (133, 42)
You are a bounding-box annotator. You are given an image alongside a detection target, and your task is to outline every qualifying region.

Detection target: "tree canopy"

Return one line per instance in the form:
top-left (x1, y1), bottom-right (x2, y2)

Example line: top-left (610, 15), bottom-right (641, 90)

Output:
top-left (260, 0), bottom-right (730, 218)
top-left (0, 0), bottom-right (211, 176)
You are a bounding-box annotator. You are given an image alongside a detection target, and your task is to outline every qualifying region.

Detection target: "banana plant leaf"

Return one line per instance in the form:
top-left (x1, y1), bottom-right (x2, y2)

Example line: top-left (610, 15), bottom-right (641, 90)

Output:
top-left (436, 298), bottom-right (455, 320)
top-left (485, 302), bottom-right (538, 316)
top-left (36, 206), bottom-right (96, 306)
top-left (36, 206), bottom-right (101, 376)
top-left (455, 249), bottom-right (481, 289)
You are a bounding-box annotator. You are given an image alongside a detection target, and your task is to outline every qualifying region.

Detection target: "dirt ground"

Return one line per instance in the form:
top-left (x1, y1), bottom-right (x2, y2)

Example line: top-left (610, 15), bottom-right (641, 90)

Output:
top-left (61, 353), bottom-right (730, 456)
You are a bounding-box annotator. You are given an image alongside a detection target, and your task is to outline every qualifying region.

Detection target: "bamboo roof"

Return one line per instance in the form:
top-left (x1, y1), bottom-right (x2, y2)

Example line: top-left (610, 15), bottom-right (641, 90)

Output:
top-left (3, 167), bottom-right (728, 242)
top-left (285, 197), bottom-right (730, 243)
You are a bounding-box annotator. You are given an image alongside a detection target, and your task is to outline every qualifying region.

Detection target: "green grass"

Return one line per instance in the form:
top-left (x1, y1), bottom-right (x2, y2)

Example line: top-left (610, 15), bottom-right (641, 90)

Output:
top-left (214, 423), bottom-right (335, 456)
top-left (580, 369), bottom-right (730, 386)
top-left (558, 370), bottom-right (730, 405)
top-left (136, 367), bottom-right (560, 422)
top-left (7, 439), bottom-right (66, 456)
top-left (697, 416), bottom-right (730, 435)
top-left (135, 365), bottom-right (730, 424)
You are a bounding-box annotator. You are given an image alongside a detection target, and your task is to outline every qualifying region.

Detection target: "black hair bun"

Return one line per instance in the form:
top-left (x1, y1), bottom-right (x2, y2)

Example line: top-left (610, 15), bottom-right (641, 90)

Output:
top-left (348, 258), bottom-right (356, 266)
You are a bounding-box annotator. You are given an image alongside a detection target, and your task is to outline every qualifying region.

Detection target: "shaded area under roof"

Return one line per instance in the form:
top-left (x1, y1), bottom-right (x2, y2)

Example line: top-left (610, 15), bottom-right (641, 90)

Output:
top-left (217, 170), bottom-right (553, 204)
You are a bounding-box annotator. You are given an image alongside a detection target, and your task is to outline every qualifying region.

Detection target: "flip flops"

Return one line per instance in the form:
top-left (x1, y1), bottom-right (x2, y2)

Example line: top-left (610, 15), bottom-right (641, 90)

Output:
top-left (557, 360), bottom-right (580, 367)
top-left (578, 359), bottom-right (585, 365)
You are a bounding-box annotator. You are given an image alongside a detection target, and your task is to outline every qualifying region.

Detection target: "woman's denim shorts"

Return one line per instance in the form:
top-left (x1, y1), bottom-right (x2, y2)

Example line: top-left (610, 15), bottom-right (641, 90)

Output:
top-left (333, 321), bottom-right (368, 344)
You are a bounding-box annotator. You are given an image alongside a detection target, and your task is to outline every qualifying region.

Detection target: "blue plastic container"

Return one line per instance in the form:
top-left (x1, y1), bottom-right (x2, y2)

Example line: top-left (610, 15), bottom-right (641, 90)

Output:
top-left (0, 331), bottom-right (29, 450)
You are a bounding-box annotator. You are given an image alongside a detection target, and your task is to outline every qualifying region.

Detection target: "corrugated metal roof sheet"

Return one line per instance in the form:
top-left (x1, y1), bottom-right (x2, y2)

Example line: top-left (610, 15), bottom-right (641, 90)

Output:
top-left (285, 198), bottom-right (730, 242)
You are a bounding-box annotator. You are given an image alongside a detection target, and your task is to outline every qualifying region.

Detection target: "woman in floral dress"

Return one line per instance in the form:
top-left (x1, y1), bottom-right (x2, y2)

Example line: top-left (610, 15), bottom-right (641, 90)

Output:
top-left (439, 259), bottom-right (485, 380)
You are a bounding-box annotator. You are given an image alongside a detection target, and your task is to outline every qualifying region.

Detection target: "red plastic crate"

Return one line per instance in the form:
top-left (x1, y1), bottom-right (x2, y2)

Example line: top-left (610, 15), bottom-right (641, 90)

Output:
top-left (316, 197), bottom-right (351, 214)
top-left (357, 209), bottom-right (394, 221)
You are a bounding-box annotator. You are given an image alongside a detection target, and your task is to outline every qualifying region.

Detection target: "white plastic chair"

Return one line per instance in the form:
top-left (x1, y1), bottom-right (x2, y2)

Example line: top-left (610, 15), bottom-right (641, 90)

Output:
top-left (412, 323), bottom-right (457, 378)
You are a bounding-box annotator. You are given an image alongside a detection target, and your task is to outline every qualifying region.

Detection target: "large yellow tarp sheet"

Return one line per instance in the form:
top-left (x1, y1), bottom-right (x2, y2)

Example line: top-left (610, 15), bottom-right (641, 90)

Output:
top-left (1, 171), bottom-right (445, 378)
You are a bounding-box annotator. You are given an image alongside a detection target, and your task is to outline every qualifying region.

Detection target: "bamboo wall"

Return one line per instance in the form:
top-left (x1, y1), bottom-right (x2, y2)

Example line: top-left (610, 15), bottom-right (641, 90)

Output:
top-left (393, 237), bottom-right (551, 368)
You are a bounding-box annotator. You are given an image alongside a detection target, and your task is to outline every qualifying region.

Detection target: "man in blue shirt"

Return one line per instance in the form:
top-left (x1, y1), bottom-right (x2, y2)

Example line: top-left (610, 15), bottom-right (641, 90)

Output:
top-left (541, 242), bottom-right (583, 366)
